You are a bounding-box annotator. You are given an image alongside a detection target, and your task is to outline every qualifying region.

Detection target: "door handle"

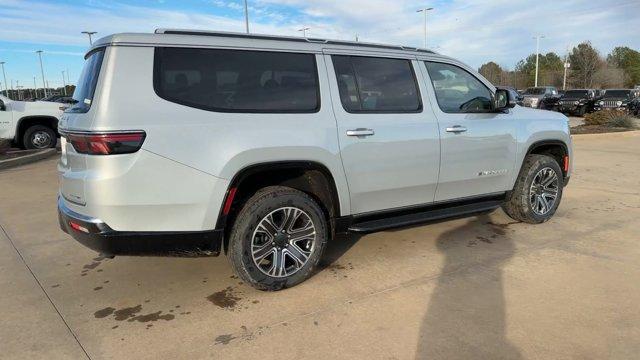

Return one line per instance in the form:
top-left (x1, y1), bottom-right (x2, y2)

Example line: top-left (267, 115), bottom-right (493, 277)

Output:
top-left (445, 125), bottom-right (467, 133)
top-left (346, 128), bottom-right (375, 137)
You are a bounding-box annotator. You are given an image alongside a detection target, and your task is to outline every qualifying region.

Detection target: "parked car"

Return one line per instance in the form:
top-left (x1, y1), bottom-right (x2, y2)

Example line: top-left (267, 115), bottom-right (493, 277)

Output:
top-left (0, 94), bottom-right (67, 149)
top-left (521, 86), bottom-right (559, 109)
top-left (58, 30), bottom-right (573, 290)
top-left (593, 89), bottom-right (640, 115)
top-left (44, 96), bottom-right (77, 104)
top-left (557, 89), bottom-right (597, 116)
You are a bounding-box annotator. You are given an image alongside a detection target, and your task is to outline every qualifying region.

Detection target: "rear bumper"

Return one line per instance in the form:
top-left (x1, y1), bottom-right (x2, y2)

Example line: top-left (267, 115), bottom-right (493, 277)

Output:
top-left (58, 197), bottom-right (222, 257)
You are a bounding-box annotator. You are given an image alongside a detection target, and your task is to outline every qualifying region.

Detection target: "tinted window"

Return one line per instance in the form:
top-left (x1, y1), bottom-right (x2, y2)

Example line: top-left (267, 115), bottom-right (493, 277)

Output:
top-left (154, 48), bottom-right (319, 113)
top-left (524, 88), bottom-right (545, 95)
top-left (603, 90), bottom-right (631, 98)
top-left (563, 90), bottom-right (589, 98)
top-left (332, 55), bottom-right (421, 112)
top-left (68, 49), bottom-right (104, 113)
top-left (425, 62), bottom-right (493, 113)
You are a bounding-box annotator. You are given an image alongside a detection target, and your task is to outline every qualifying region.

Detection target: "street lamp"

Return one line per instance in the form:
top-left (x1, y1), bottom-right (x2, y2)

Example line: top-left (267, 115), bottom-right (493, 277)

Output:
top-left (298, 27), bottom-right (310, 38)
top-left (533, 35), bottom-right (545, 87)
top-left (81, 31), bottom-right (97, 45)
top-left (36, 50), bottom-right (47, 97)
top-left (0, 61), bottom-right (7, 96)
top-left (416, 7), bottom-right (434, 48)
top-left (243, 0), bottom-right (250, 34)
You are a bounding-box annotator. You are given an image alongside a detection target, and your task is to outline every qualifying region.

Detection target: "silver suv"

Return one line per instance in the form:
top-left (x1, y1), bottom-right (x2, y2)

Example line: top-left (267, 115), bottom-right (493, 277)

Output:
top-left (58, 30), bottom-right (572, 290)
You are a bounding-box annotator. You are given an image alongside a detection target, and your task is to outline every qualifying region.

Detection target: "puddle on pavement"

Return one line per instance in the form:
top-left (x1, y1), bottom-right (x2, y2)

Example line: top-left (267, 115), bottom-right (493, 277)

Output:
top-left (206, 286), bottom-right (242, 310)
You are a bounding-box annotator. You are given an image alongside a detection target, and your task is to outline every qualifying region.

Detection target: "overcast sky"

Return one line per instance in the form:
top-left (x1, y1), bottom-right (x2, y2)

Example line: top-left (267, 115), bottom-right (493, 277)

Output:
top-left (0, 0), bottom-right (638, 88)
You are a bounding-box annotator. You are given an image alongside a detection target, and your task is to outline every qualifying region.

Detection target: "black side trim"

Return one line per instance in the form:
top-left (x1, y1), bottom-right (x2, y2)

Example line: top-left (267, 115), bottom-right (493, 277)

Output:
top-left (335, 194), bottom-right (506, 234)
top-left (215, 160), bottom-right (341, 229)
top-left (526, 140), bottom-right (568, 157)
top-left (58, 198), bottom-right (221, 257)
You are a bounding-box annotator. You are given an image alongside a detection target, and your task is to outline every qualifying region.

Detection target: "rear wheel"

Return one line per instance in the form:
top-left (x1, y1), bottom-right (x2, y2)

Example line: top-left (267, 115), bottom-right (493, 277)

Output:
top-left (227, 186), bottom-right (328, 291)
top-left (23, 125), bottom-right (56, 149)
top-left (502, 154), bottom-right (563, 224)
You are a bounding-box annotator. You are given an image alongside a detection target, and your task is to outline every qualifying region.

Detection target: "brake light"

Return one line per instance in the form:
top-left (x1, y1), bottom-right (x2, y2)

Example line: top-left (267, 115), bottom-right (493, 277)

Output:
top-left (66, 131), bottom-right (146, 155)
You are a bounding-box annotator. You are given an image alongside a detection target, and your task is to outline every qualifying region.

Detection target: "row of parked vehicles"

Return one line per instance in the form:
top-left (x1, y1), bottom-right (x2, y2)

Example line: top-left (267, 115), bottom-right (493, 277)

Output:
top-left (516, 86), bottom-right (640, 116)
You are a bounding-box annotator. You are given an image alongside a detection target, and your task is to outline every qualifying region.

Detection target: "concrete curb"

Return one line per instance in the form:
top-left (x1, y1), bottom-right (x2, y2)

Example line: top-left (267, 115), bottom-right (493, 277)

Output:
top-left (0, 149), bottom-right (57, 171)
top-left (572, 129), bottom-right (640, 137)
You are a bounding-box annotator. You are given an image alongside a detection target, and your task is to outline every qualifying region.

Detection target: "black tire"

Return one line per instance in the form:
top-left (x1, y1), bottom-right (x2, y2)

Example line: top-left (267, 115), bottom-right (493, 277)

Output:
top-left (23, 125), bottom-right (56, 149)
top-left (227, 186), bottom-right (328, 291)
top-left (577, 105), bottom-right (586, 117)
top-left (502, 154), bottom-right (563, 224)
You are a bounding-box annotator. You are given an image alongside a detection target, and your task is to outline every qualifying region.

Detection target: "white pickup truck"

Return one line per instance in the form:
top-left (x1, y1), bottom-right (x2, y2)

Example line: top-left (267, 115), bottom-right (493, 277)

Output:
top-left (0, 94), bottom-right (66, 149)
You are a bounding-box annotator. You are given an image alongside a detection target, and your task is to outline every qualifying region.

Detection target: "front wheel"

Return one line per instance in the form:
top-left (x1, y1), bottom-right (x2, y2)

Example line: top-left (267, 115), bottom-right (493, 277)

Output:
top-left (227, 186), bottom-right (328, 291)
top-left (502, 154), bottom-right (563, 224)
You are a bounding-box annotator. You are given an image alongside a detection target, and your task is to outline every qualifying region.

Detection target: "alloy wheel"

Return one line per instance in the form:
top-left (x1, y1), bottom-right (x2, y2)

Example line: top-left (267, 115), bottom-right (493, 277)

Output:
top-left (529, 167), bottom-right (559, 215)
top-left (251, 207), bottom-right (316, 278)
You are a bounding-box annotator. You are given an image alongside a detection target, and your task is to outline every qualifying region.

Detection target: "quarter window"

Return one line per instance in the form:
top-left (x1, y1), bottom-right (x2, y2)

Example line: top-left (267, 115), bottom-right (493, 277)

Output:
top-left (154, 48), bottom-right (319, 113)
top-left (425, 62), bottom-right (493, 113)
top-left (332, 55), bottom-right (422, 113)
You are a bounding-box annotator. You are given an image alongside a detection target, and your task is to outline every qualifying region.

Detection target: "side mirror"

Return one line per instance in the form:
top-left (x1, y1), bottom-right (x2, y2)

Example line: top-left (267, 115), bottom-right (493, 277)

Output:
top-left (495, 89), bottom-right (515, 111)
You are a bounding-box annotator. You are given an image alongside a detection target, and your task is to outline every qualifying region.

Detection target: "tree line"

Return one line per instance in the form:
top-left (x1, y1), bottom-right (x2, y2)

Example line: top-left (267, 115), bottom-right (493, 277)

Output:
top-left (478, 42), bottom-right (640, 90)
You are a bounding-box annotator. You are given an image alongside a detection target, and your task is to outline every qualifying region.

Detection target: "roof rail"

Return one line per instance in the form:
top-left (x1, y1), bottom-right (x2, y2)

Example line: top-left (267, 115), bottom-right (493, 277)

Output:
top-left (154, 29), bottom-right (435, 54)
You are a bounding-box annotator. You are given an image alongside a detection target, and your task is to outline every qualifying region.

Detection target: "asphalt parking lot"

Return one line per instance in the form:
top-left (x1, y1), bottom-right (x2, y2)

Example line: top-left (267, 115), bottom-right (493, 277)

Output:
top-left (2, 131), bottom-right (639, 359)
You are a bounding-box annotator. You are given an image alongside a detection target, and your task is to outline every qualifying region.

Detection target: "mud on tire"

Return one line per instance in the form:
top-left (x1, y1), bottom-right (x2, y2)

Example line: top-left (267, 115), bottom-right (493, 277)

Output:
top-left (227, 186), bottom-right (328, 291)
top-left (502, 154), bottom-right (564, 224)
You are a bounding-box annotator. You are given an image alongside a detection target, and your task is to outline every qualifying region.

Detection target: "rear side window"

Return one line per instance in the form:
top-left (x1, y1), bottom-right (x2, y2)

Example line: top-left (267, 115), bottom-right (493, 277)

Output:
top-left (154, 48), bottom-right (320, 113)
top-left (332, 55), bottom-right (421, 113)
top-left (68, 49), bottom-right (104, 113)
top-left (425, 61), bottom-right (493, 113)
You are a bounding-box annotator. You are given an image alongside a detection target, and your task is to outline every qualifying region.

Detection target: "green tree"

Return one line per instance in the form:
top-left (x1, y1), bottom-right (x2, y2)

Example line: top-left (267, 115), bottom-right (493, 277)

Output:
top-left (515, 52), bottom-right (564, 87)
top-left (607, 46), bottom-right (640, 87)
top-left (478, 62), bottom-right (503, 85)
top-left (568, 42), bottom-right (602, 88)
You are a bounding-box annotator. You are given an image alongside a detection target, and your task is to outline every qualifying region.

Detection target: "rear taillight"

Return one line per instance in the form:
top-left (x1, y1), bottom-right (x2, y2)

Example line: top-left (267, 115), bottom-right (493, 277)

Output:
top-left (66, 131), bottom-right (146, 155)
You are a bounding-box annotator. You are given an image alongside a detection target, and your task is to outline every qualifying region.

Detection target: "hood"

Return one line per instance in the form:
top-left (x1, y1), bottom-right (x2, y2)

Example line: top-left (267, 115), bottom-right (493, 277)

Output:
top-left (522, 94), bottom-right (544, 99)
top-left (601, 97), bottom-right (630, 102)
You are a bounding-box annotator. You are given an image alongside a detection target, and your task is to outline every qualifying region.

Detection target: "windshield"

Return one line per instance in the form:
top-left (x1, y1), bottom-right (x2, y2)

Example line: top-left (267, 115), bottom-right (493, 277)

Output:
top-left (603, 90), bottom-right (630, 98)
top-left (524, 88), bottom-right (545, 95)
top-left (68, 49), bottom-right (105, 113)
top-left (564, 90), bottom-right (588, 98)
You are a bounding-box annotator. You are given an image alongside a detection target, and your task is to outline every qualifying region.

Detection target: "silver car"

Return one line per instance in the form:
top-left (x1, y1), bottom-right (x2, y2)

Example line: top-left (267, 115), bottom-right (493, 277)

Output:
top-left (58, 30), bottom-right (572, 290)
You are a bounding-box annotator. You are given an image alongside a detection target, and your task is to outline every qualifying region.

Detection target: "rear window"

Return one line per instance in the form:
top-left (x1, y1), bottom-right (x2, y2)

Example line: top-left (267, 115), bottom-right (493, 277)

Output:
top-left (524, 88), bottom-right (545, 95)
top-left (332, 55), bottom-right (421, 113)
top-left (154, 48), bottom-right (320, 113)
top-left (68, 49), bottom-right (104, 113)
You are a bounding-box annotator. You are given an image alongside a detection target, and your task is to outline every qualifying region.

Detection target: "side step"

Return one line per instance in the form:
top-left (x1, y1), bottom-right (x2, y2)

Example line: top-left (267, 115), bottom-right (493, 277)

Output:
top-left (347, 199), bottom-right (503, 233)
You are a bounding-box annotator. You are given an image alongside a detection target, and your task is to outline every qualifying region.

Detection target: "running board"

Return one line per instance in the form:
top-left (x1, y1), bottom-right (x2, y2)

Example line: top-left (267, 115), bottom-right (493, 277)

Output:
top-left (347, 199), bottom-right (503, 233)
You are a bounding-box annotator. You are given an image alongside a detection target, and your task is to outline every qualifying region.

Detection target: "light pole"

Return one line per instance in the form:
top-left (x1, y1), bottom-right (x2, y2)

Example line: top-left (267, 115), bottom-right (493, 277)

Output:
top-left (62, 71), bottom-right (67, 95)
top-left (533, 35), bottom-right (545, 87)
top-left (0, 61), bottom-right (7, 96)
top-left (81, 31), bottom-right (97, 45)
top-left (243, 0), bottom-right (250, 33)
top-left (36, 50), bottom-right (47, 97)
top-left (416, 7), bottom-right (434, 48)
top-left (33, 76), bottom-right (38, 99)
top-left (298, 27), bottom-right (310, 38)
